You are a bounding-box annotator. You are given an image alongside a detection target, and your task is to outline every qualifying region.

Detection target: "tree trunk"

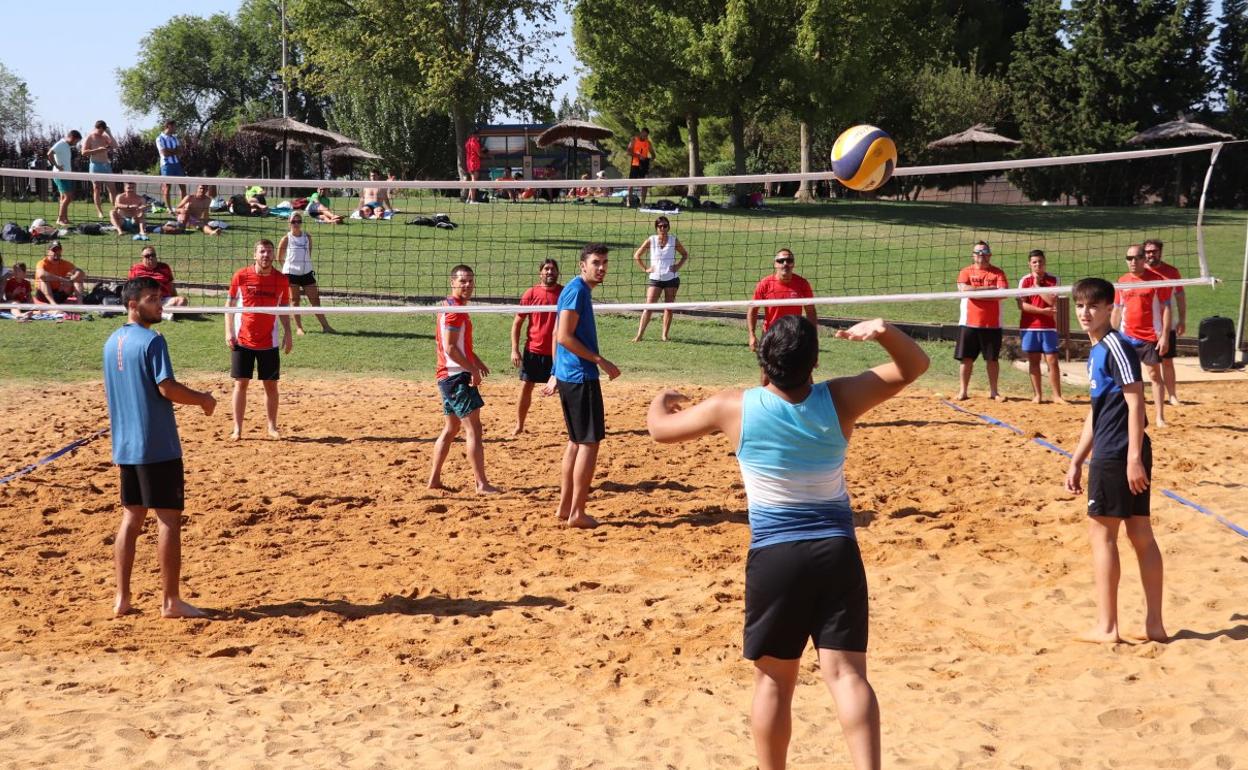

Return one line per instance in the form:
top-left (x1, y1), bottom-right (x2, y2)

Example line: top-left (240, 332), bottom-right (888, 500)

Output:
top-left (685, 111), bottom-right (703, 197)
top-left (451, 104), bottom-right (471, 181)
top-left (730, 105), bottom-right (747, 197)
top-left (796, 119), bottom-right (813, 202)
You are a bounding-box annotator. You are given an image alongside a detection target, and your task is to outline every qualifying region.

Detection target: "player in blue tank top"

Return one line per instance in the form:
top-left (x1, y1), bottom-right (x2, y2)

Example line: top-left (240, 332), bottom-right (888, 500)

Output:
top-left (103, 277), bottom-right (217, 618)
top-left (1065, 277), bottom-right (1166, 644)
top-left (647, 314), bottom-right (929, 770)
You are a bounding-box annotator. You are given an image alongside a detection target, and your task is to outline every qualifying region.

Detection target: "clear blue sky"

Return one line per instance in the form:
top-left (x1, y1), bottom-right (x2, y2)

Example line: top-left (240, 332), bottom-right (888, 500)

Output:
top-left (2, 1), bottom-right (579, 135)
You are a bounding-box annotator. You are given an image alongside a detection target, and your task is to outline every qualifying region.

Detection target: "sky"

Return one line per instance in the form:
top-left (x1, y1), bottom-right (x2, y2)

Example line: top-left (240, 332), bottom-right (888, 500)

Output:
top-left (2, 1), bottom-right (580, 136)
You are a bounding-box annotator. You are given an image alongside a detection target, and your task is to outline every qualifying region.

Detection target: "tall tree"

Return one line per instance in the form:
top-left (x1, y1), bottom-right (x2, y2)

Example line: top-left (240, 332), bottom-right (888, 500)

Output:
top-left (0, 62), bottom-right (35, 140)
top-left (326, 89), bottom-right (456, 178)
top-left (1163, 0), bottom-right (1215, 115)
top-left (1214, 0), bottom-right (1248, 107)
top-left (293, 0), bottom-right (562, 180)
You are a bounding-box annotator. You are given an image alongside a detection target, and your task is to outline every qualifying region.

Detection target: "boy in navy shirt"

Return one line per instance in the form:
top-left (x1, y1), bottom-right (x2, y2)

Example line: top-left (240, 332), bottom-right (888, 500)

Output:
top-left (104, 277), bottom-right (216, 618)
top-left (1065, 277), bottom-right (1167, 643)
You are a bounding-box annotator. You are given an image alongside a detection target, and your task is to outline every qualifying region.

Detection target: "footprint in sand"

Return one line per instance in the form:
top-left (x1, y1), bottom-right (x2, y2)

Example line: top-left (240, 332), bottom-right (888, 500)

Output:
top-left (1097, 707), bottom-right (1144, 728)
top-left (1190, 716), bottom-right (1227, 735)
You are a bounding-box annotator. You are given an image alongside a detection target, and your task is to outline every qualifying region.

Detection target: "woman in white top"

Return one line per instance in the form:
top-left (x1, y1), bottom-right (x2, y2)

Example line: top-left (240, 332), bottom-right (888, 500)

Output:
top-left (631, 215), bottom-right (689, 342)
top-left (277, 215), bottom-right (335, 334)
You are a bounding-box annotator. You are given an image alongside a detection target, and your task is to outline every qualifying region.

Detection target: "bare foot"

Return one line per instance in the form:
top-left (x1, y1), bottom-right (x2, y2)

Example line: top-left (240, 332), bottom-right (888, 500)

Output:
top-left (477, 483), bottom-right (501, 495)
top-left (113, 597), bottom-right (136, 617)
top-left (230, 428), bottom-right (241, 441)
top-left (990, 393), bottom-right (1007, 402)
top-left (955, 392), bottom-right (969, 401)
top-left (267, 426), bottom-right (282, 439)
top-left (295, 327), bottom-right (306, 336)
top-left (1075, 629), bottom-right (1123, 644)
top-left (321, 326), bottom-right (336, 334)
top-left (512, 423), bottom-right (525, 437)
top-left (567, 512), bottom-right (600, 529)
top-left (162, 598), bottom-right (207, 619)
top-left (631, 336), bottom-right (643, 343)
top-left (428, 480), bottom-right (446, 491)
top-left (1053, 396), bottom-right (1069, 405)
top-left (1031, 395), bottom-right (1043, 404)
top-left (1155, 417), bottom-right (1168, 429)
top-left (1168, 396), bottom-right (1181, 406)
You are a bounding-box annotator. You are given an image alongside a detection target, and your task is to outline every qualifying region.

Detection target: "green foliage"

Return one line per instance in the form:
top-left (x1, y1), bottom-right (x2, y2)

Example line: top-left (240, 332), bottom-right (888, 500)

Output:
top-left (0, 62), bottom-right (35, 139)
top-left (325, 89), bottom-right (457, 179)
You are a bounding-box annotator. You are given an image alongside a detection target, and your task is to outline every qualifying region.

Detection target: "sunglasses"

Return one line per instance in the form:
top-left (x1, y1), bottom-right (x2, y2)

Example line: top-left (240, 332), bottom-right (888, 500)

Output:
top-left (973, 250), bottom-right (991, 256)
top-left (1125, 255), bottom-right (1144, 261)
top-left (1143, 249), bottom-right (1159, 254)
top-left (655, 223), bottom-right (669, 228)
top-left (290, 219), bottom-right (303, 224)
top-left (775, 258), bottom-right (795, 265)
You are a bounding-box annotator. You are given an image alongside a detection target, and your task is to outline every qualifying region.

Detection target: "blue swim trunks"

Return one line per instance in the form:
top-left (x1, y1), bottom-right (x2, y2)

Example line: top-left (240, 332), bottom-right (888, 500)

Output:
top-left (161, 161), bottom-right (185, 177)
top-left (1020, 329), bottom-right (1059, 354)
top-left (89, 161), bottom-right (112, 174)
top-left (54, 179), bottom-right (73, 195)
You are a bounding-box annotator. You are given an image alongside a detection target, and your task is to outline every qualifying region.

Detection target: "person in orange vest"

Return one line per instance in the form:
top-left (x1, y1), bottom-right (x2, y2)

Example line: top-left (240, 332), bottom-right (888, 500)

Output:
top-left (626, 128), bottom-right (655, 207)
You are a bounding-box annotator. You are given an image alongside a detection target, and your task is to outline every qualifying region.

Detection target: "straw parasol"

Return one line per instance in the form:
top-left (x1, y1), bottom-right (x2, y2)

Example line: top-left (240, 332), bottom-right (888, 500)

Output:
top-left (325, 145), bottom-right (383, 161)
top-left (239, 117), bottom-right (360, 180)
top-left (537, 120), bottom-right (615, 180)
top-left (927, 124), bottom-right (1021, 203)
top-left (1127, 117), bottom-right (1234, 206)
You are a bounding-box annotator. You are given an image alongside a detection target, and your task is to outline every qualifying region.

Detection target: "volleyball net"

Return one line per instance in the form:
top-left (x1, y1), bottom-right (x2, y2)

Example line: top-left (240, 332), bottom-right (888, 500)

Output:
top-left (0, 142), bottom-right (1223, 320)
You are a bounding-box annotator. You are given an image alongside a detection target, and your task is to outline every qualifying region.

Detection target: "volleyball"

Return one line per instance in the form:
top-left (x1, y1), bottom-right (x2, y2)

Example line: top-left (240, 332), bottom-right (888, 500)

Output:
top-left (831, 125), bottom-right (897, 192)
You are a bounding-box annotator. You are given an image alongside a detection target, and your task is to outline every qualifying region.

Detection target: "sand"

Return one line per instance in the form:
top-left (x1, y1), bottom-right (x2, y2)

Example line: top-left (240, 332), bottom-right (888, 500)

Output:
top-left (1, 377), bottom-right (1246, 769)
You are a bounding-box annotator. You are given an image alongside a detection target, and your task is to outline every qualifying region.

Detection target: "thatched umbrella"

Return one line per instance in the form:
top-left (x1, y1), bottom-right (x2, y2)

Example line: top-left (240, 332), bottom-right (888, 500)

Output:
top-left (239, 117), bottom-right (359, 179)
top-left (325, 145), bottom-right (384, 179)
top-left (1127, 117), bottom-right (1234, 206)
top-left (926, 123), bottom-right (1021, 203)
top-left (536, 120), bottom-right (614, 179)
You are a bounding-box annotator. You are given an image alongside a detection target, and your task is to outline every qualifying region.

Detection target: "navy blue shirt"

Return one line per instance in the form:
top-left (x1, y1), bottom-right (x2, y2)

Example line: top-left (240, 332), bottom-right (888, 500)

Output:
top-left (103, 323), bottom-right (181, 465)
top-left (1087, 330), bottom-right (1149, 461)
top-left (554, 276), bottom-right (599, 382)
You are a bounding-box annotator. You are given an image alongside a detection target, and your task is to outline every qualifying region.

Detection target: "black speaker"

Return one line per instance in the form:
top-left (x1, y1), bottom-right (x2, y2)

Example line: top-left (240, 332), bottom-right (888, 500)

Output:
top-left (1198, 316), bottom-right (1236, 371)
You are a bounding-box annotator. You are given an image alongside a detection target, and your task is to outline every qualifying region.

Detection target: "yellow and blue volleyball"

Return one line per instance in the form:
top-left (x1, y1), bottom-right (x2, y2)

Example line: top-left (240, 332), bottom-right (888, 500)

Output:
top-left (831, 125), bottom-right (897, 192)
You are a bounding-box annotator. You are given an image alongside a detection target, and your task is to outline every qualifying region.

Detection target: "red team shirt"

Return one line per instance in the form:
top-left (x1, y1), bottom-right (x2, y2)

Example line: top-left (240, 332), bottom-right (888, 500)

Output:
top-left (4, 277), bottom-right (32, 304)
top-left (957, 265), bottom-right (1008, 328)
top-left (519, 284), bottom-right (561, 355)
top-left (435, 295), bottom-right (474, 380)
top-left (128, 261), bottom-right (176, 298)
top-left (1115, 271), bottom-right (1172, 343)
top-left (1148, 261), bottom-right (1183, 330)
top-left (1017, 273), bottom-right (1059, 330)
top-left (228, 267), bottom-right (290, 349)
top-left (752, 274), bottom-right (814, 331)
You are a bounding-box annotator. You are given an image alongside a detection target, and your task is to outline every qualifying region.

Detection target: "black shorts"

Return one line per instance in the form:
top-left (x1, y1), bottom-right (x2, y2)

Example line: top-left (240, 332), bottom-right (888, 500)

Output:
top-left (119, 458), bottom-right (185, 510)
top-left (34, 288), bottom-right (73, 304)
top-left (558, 379), bottom-right (605, 444)
top-left (1163, 329), bottom-right (1177, 360)
top-left (285, 271), bottom-right (317, 287)
top-left (1128, 337), bottom-right (1162, 366)
top-left (647, 277), bottom-right (680, 290)
top-left (520, 350), bottom-right (553, 382)
top-left (231, 345), bottom-right (281, 380)
top-left (954, 326), bottom-right (1003, 362)
top-left (1088, 442), bottom-right (1153, 518)
top-left (744, 536), bottom-right (868, 659)
top-left (629, 160), bottom-right (651, 179)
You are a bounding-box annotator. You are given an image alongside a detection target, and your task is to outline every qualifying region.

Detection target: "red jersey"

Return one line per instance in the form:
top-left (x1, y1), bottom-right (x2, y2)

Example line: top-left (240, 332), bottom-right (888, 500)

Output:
top-left (1149, 261), bottom-right (1183, 329)
top-left (465, 136), bottom-right (483, 173)
top-left (957, 264), bottom-right (1008, 328)
top-left (752, 274), bottom-right (814, 331)
top-left (128, 261), bottom-right (176, 298)
top-left (1115, 272), bottom-right (1171, 343)
top-left (435, 295), bottom-right (474, 380)
top-left (1017, 272), bottom-right (1059, 330)
top-left (228, 266), bottom-right (290, 349)
top-left (4, 276), bottom-right (32, 304)
top-left (519, 284), bottom-right (561, 355)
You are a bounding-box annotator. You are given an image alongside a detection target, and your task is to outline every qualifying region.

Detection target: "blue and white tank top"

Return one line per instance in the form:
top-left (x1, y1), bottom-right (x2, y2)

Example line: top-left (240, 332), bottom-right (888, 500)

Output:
top-left (282, 232), bottom-right (312, 275)
top-left (648, 235), bottom-right (679, 281)
top-left (737, 383), bottom-right (855, 549)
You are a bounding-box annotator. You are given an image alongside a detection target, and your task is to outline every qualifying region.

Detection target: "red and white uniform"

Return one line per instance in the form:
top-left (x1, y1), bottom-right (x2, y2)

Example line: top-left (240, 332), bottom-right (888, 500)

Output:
top-left (519, 284), bottom-right (560, 355)
top-left (228, 267), bottom-right (290, 349)
top-left (1149, 261), bottom-right (1183, 329)
top-left (1018, 273), bottom-right (1059, 330)
top-left (752, 274), bottom-right (814, 331)
top-left (1115, 272), bottom-right (1172, 343)
top-left (129, 261), bottom-right (176, 298)
top-left (435, 295), bottom-right (474, 380)
top-left (957, 264), bottom-right (1008, 328)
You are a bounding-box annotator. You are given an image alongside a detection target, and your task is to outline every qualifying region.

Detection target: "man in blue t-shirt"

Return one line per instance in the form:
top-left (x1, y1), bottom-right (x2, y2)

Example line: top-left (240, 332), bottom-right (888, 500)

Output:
top-left (1065, 277), bottom-right (1166, 644)
top-left (541, 243), bottom-right (621, 528)
top-left (103, 277), bottom-right (216, 619)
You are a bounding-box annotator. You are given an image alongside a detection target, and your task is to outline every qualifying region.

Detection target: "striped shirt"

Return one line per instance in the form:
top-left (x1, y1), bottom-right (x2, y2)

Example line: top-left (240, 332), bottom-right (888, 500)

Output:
top-left (157, 131), bottom-right (180, 165)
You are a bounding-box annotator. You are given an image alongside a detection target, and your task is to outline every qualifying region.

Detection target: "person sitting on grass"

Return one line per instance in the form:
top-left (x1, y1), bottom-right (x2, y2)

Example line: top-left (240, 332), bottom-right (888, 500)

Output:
top-left (110, 182), bottom-right (150, 239)
top-left (3, 261), bottom-right (33, 320)
top-left (359, 170), bottom-right (394, 214)
top-left (305, 187), bottom-right (345, 224)
top-left (170, 185), bottom-right (223, 235)
top-left (128, 246), bottom-right (189, 321)
top-left (245, 185), bottom-right (270, 216)
top-left (34, 242), bottom-right (87, 304)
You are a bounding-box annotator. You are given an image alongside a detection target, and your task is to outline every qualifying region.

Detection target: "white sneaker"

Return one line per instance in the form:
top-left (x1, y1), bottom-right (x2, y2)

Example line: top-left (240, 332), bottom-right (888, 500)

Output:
top-left (162, 311), bottom-right (174, 322)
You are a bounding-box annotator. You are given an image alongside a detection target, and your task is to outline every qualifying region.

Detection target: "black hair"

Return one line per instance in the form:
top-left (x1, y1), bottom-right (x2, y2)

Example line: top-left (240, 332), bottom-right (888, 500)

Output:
top-left (123, 276), bottom-right (161, 306)
top-left (1143, 238), bottom-right (1163, 249)
top-left (540, 258), bottom-right (559, 271)
top-left (12, 262), bottom-right (26, 272)
top-left (94, 120), bottom-right (108, 130)
top-left (654, 216), bottom-right (670, 228)
top-left (450, 264), bottom-right (474, 277)
top-left (67, 130), bottom-right (82, 141)
top-left (580, 243), bottom-right (609, 262)
top-left (757, 315), bottom-right (819, 390)
top-left (1028, 248), bottom-right (1046, 259)
top-left (1072, 277), bottom-right (1114, 305)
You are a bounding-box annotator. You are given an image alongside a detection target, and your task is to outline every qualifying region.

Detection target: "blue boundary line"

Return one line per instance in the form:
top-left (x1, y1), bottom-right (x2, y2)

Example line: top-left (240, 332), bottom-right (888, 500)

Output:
top-left (0, 428), bottom-right (110, 485)
top-left (939, 400), bottom-right (1247, 541)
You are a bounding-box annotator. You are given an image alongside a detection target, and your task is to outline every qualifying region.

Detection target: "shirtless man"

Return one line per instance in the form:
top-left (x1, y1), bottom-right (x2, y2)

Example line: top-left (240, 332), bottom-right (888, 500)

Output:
top-left (358, 170), bottom-right (394, 216)
top-left (81, 120), bottom-right (117, 218)
top-left (173, 185), bottom-right (223, 235)
top-left (109, 182), bottom-right (149, 238)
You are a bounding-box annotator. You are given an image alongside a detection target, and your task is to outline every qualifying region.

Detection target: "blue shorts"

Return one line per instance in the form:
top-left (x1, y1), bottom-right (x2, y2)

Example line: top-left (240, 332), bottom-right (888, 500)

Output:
top-left (1020, 329), bottom-right (1059, 354)
top-left (161, 161), bottom-right (185, 177)
top-left (89, 161), bottom-right (112, 174)
top-left (438, 372), bottom-right (485, 418)
top-left (54, 178), bottom-right (73, 195)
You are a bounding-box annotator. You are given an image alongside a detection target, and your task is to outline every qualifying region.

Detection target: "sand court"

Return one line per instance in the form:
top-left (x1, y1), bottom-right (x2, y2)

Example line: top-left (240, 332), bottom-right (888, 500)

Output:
top-left (1, 378), bottom-right (1246, 768)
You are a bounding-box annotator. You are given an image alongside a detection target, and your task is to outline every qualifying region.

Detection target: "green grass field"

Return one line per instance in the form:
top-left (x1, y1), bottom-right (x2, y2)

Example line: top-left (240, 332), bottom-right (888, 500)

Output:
top-left (3, 189), bottom-right (1244, 390)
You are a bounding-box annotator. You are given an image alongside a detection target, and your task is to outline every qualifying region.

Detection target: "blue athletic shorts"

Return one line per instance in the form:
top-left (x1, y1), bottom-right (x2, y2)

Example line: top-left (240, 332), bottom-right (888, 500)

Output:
top-left (89, 161), bottom-right (112, 174)
top-left (54, 178), bottom-right (73, 195)
top-left (161, 161), bottom-right (185, 177)
top-left (1020, 329), bottom-right (1059, 354)
top-left (438, 372), bottom-right (485, 418)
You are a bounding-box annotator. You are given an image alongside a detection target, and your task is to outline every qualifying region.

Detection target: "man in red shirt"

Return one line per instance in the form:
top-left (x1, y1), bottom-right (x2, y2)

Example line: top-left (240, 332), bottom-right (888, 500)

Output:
top-left (747, 249), bottom-right (816, 351)
top-left (225, 239), bottom-right (293, 440)
top-left (428, 264), bottom-right (498, 493)
top-left (464, 130), bottom-right (488, 203)
top-left (955, 240), bottom-right (1009, 401)
top-left (510, 259), bottom-right (563, 435)
top-left (1144, 238), bottom-right (1185, 405)
top-left (1016, 248), bottom-right (1066, 404)
top-left (3, 262), bottom-right (32, 320)
top-left (1114, 243), bottom-right (1171, 427)
top-left (128, 246), bottom-right (188, 321)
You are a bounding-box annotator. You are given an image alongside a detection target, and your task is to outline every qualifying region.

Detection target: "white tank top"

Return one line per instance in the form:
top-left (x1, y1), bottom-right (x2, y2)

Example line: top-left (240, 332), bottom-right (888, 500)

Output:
top-left (282, 232), bottom-right (312, 275)
top-left (648, 234), bottom-right (678, 281)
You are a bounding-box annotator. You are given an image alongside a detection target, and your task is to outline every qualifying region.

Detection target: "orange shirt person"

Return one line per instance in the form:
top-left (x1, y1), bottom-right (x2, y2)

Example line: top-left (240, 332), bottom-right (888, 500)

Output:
top-left (625, 128), bottom-right (655, 207)
top-left (954, 240), bottom-right (1008, 401)
top-left (225, 239), bottom-right (293, 440)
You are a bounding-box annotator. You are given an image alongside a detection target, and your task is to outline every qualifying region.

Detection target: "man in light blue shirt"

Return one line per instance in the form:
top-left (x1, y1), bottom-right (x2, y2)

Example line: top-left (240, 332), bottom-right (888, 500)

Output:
top-left (103, 276), bottom-right (216, 618)
top-left (45, 129), bottom-right (81, 227)
top-left (156, 119), bottom-right (187, 209)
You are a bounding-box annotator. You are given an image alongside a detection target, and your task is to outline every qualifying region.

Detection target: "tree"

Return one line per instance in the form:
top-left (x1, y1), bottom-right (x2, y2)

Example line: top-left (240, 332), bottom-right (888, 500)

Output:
top-left (326, 88), bottom-right (456, 178)
top-left (0, 62), bottom-right (35, 141)
top-left (293, 0), bottom-right (562, 180)
top-left (1163, 0), bottom-right (1215, 115)
top-left (1214, 0), bottom-right (1248, 106)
